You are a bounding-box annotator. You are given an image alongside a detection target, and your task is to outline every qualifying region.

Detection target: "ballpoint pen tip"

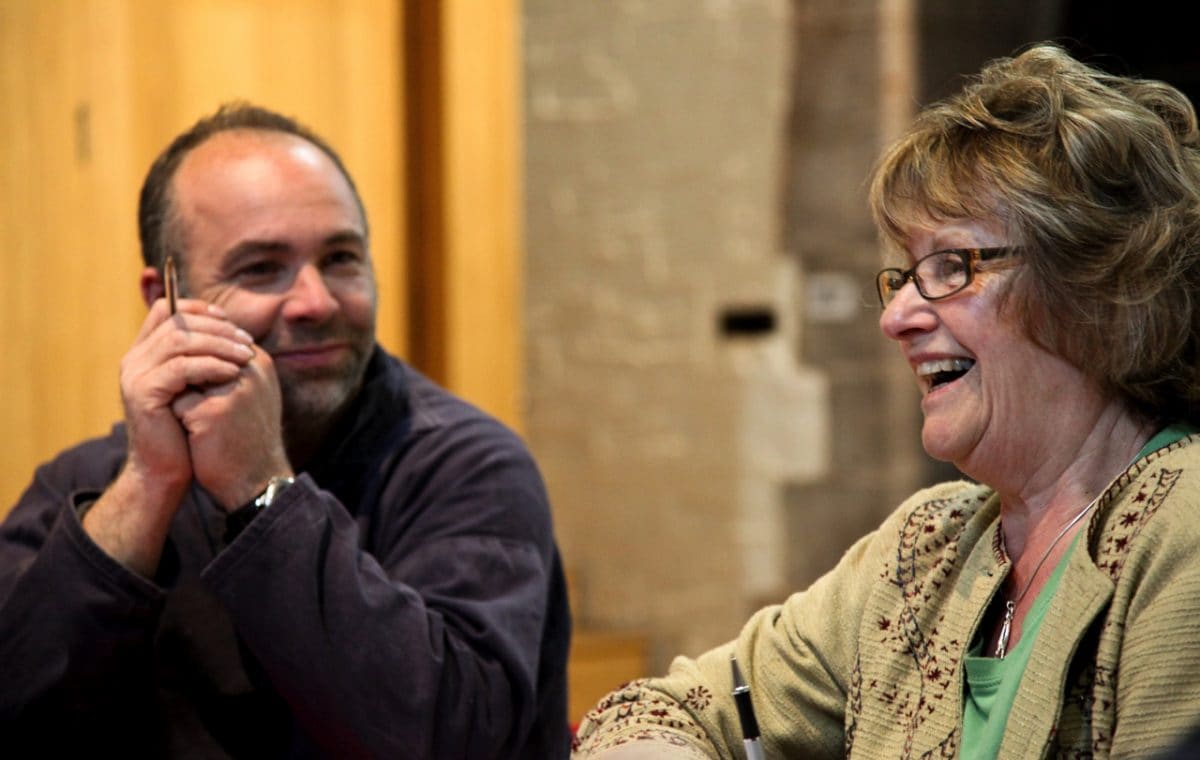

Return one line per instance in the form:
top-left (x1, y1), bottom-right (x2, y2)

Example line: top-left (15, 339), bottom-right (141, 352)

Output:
top-left (731, 654), bottom-right (746, 689)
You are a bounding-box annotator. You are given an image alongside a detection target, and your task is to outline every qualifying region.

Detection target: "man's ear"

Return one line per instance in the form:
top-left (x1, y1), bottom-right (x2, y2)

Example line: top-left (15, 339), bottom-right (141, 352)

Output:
top-left (140, 266), bottom-right (164, 308)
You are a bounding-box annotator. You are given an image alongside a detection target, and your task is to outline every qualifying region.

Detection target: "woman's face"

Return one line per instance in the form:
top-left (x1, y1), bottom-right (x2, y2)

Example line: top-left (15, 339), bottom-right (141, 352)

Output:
top-left (879, 218), bottom-right (1104, 481)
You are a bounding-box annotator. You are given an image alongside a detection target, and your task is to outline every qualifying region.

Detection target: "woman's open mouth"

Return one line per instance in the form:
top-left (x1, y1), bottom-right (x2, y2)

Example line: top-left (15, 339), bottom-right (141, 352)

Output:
top-left (917, 358), bottom-right (975, 392)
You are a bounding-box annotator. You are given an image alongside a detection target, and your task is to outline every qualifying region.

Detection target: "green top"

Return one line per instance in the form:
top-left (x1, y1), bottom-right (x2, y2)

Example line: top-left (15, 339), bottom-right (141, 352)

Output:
top-left (960, 422), bottom-right (1197, 758)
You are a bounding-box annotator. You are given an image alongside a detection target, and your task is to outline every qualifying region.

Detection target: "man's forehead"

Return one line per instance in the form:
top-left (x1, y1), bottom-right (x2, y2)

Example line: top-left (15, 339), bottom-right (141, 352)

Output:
top-left (170, 129), bottom-right (361, 225)
top-left (177, 129), bottom-right (329, 181)
top-left (167, 127), bottom-right (367, 259)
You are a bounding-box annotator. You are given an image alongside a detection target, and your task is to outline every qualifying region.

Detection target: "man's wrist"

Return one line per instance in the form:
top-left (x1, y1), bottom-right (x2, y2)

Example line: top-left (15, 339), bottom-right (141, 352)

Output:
top-left (224, 475), bottom-right (295, 543)
top-left (253, 475), bottom-right (295, 510)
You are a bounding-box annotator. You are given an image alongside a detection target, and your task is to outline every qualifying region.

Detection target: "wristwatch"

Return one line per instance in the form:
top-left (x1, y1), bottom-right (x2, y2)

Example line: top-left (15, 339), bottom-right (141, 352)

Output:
top-left (253, 475), bottom-right (296, 510)
top-left (224, 475), bottom-right (295, 543)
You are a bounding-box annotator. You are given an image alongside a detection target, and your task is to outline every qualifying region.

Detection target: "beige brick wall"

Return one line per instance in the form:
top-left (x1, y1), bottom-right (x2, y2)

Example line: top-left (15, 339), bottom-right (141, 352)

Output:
top-left (522, 0), bottom-right (925, 665)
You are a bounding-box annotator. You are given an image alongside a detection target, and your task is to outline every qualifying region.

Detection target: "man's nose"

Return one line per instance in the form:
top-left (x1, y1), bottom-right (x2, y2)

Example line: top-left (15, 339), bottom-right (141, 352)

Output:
top-left (282, 264), bottom-right (339, 322)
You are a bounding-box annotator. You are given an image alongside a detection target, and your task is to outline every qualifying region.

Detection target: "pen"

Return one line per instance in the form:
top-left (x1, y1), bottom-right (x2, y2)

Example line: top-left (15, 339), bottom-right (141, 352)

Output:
top-left (165, 255), bottom-right (179, 315)
top-left (731, 654), bottom-right (766, 760)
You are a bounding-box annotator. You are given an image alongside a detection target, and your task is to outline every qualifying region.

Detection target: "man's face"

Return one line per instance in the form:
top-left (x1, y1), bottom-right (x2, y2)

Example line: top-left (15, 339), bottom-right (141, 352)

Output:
top-left (169, 130), bottom-right (377, 444)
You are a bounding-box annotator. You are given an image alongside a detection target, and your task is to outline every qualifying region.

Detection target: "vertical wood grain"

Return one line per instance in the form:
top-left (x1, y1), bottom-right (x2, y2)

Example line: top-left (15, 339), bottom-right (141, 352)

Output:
top-left (406, 0), bottom-right (523, 432)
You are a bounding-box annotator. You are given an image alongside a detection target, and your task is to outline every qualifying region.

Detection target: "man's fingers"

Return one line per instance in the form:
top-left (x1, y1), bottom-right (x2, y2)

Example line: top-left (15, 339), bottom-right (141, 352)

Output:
top-left (170, 388), bottom-right (205, 420)
top-left (125, 356), bottom-right (244, 408)
top-left (135, 297), bottom-right (228, 341)
top-left (170, 376), bottom-right (240, 428)
top-left (161, 328), bottom-right (256, 364)
top-left (173, 298), bottom-right (228, 319)
top-left (161, 305), bottom-right (253, 346)
top-left (173, 356), bottom-right (246, 392)
top-left (128, 317), bottom-right (255, 375)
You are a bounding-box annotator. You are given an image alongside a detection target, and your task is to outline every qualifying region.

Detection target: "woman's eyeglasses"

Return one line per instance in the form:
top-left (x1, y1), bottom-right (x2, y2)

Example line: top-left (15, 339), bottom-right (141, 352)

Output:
top-left (875, 247), bottom-right (1017, 308)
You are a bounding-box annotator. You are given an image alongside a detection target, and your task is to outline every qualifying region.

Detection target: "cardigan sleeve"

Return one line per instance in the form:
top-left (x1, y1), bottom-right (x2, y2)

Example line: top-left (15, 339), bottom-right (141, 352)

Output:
top-left (573, 505), bottom-right (911, 757)
top-left (572, 480), bottom-right (986, 758)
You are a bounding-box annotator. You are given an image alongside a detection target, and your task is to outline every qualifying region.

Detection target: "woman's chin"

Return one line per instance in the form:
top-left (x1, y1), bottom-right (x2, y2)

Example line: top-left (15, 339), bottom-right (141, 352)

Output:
top-left (920, 424), bottom-right (967, 465)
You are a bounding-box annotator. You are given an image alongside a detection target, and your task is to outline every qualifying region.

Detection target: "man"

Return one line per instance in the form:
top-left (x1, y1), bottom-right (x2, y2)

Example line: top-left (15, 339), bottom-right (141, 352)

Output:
top-left (0, 104), bottom-right (571, 758)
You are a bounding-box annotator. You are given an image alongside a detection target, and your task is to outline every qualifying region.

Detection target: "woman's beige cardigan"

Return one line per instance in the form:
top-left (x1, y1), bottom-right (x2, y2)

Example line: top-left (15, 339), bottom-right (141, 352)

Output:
top-left (574, 436), bottom-right (1200, 758)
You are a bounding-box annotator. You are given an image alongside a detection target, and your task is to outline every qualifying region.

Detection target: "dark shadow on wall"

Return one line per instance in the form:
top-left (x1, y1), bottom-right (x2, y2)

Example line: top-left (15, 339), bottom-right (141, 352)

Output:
top-left (922, 0), bottom-right (1200, 106)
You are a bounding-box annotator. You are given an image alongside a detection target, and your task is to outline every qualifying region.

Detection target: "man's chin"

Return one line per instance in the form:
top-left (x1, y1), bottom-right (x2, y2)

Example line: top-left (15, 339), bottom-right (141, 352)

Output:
top-left (280, 376), bottom-right (360, 433)
top-left (275, 342), bottom-right (371, 443)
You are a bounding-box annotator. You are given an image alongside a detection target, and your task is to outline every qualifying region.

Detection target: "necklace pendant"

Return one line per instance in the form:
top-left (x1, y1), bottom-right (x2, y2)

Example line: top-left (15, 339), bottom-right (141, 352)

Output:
top-left (995, 600), bottom-right (1015, 659)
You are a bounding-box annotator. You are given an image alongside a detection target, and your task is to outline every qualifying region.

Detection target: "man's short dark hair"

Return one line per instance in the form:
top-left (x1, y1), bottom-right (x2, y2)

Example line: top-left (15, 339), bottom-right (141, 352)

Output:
top-left (137, 102), bottom-right (368, 270)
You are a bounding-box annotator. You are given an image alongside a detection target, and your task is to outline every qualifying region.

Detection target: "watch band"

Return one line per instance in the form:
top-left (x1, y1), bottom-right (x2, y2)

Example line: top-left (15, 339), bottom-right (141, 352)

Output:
top-left (253, 475), bottom-right (296, 510)
top-left (224, 475), bottom-right (295, 543)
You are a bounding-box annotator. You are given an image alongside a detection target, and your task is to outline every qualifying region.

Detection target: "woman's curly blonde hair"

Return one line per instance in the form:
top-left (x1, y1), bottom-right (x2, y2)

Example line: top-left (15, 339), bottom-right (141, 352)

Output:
top-left (871, 42), bottom-right (1200, 424)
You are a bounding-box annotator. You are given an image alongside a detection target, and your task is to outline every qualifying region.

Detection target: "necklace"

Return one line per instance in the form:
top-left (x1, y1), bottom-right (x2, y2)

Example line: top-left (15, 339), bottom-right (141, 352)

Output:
top-left (993, 458), bottom-right (1136, 659)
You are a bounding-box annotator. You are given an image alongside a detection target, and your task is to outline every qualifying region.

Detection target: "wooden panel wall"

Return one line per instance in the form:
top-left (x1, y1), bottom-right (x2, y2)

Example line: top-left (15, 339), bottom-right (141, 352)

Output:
top-left (405, 0), bottom-right (523, 432)
top-left (0, 0), bottom-right (405, 514)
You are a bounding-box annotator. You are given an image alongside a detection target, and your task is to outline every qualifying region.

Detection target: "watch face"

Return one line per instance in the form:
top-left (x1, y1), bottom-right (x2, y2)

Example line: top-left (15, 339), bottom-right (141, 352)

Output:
top-left (256, 476), bottom-right (296, 509)
top-left (229, 477), bottom-right (294, 543)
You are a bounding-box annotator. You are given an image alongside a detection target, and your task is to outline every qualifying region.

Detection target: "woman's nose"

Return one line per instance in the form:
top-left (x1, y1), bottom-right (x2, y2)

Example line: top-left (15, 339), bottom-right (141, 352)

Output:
top-left (878, 279), bottom-right (934, 340)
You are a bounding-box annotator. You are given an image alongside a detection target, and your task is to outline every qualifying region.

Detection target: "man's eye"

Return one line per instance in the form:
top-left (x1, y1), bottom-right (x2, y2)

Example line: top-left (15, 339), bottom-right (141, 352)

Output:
top-left (324, 250), bottom-right (363, 269)
top-left (236, 260), bottom-right (285, 278)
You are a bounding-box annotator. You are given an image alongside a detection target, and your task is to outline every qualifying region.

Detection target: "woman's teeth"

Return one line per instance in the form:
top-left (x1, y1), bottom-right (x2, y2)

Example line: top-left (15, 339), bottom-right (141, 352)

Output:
top-left (918, 358), bottom-right (975, 389)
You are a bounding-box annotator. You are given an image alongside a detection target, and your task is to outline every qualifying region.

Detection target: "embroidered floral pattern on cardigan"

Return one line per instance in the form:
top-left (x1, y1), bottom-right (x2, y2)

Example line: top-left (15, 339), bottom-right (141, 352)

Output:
top-left (1054, 462), bottom-right (1182, 757)
top-left (572, 679), bottom-right (709, 754)
top-left (850, 494), bottom-right (974, 757)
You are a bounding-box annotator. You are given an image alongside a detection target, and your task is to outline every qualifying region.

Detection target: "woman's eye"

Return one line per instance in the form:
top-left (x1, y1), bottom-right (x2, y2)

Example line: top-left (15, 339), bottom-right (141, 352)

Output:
top-left (934, 258), bottom-right (966, 279)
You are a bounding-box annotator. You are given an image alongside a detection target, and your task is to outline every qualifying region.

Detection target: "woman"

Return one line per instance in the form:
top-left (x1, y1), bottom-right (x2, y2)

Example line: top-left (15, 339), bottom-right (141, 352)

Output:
top-left (572, 43), bottom-right (1200, 758)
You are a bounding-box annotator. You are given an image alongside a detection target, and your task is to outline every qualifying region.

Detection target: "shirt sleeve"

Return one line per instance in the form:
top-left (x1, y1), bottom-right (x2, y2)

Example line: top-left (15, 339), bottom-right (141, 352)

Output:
top-left (0, 436), bottom-right (166, 733)
top-left (200, 415), bottom-right (563, 758)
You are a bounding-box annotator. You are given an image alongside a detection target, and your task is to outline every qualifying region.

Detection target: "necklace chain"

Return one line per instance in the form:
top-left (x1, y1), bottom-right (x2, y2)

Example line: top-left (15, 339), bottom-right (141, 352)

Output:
top-left (1007, 494), bottom-right (1101, 607)
top-left (993, 456), bottom-right (1137, 659)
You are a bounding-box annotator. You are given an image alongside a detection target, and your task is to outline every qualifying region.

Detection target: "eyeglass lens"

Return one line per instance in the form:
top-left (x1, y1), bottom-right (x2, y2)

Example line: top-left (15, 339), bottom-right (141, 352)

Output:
top-left (877, 250), bottom-right (971, 306)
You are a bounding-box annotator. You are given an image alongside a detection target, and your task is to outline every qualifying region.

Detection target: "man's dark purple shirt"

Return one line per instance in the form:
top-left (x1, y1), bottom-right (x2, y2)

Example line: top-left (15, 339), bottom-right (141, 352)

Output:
top-left (0, 347), bottom-right (571, 758)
